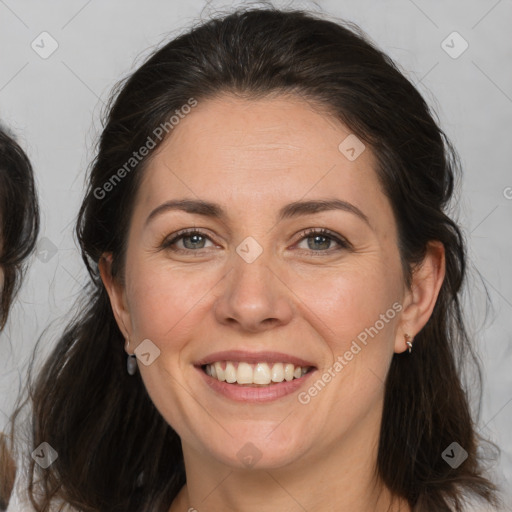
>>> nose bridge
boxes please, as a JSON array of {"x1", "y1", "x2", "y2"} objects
[{"x1": 213, "y1": 236, "x2": 293, "y2": 331}]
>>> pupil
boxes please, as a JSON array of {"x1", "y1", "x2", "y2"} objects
[
  {"x1": 309, "y1": 235, "x2": 329, "y2": 250},
  {"x1": 184, "y1": 234, "x2": 204, "y2": 249}
]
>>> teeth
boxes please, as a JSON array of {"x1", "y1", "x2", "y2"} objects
[
  {"x1": 204, "y1": 361, "x2": 312, "y2": 386},
  {"x1": 237, "y1": 362, "x2": 253, "y2": 384},
  {"x1": 225, "y1": 362, "x2": 237, "y2": 383},
  {"x1": 271, "y1": 362, "x2": 284, "y2": 383},
  {"x1": 253, "y1": 362, "x2": 271, "y2": 385},
  {"x1": 214, "y1": 362, "x2": 225, "y2": 382}
]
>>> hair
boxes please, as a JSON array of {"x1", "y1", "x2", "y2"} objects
[
  {"x1": 2, "y1": 5, "x2": 501, "y2": 512},
  {"x1": 0, "y1": 432, "x2": 16, "y2": 512},
  {"x1": 0, "y1": 126, "x2": 39, "y2": 329},
  {"x1": 0, "y1": 125, "x2": 39, "y2": 510}
]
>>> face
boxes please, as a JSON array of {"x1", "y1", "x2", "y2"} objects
[{"x1": 103, "y1": 94, "x2": 423, "y2": 473}]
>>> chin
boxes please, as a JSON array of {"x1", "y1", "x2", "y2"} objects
[{"x1": 198, "y1": 429, "x2": 310, "y2": 471}]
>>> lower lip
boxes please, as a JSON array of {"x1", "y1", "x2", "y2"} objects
[{"x1": 196, "y1": 366, "x2": 316, "y2": 403}]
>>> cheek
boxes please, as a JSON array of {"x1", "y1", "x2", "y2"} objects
[
  {"x1": 293, "y1": 265, "x2": 402, "y2": 417},
  {"x1": 125, "y1": 254, "x2": 402, "y2": 353},
  {"x1": 296, "y1": 261, "x2": 402, "y2": 346},
  {"x1": 124, "y1": 258, "x2": 216, "y2": 347}
]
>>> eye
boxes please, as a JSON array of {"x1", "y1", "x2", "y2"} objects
[
  {"x1": 161, "y1": 229, "x2": 216, "y2": 253},
  {"x1": 160, "y1": 227, "x2": 351, "y2": 255},
  {"x1": 294, "y1": 228, "x2": 351, "y2": 254}
]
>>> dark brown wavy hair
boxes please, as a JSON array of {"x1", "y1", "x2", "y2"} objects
[
  {"x1": 2, "y1": 5, "x2": 501, "y2": 512},
  {"x1": 0, "y1": 125, "x2": 39, "y2": 510},
  {"x1": 0, "y1": 126, "x2": 39, "y2": 329}
]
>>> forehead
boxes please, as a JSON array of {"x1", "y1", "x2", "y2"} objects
[{"x1": 137, "y1": 94, "x2": 389, "y2": 223}]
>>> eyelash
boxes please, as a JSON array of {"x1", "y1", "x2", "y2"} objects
[{"x1": 160, "y1": 227, "x2": 351, "y2": 256}]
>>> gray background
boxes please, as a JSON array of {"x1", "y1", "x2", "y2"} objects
[{"x1": 1, "y1": 0, "x2": 511, "y2": 505}]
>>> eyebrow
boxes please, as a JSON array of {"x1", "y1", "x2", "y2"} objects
[{"x1": 145, "y1": 198, "x2": 370, "y2": 227}]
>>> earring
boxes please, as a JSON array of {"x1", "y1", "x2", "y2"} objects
[
  {"x1": 125, "y1": 339, "x2": 137, "y2": 375},
  {"x1": 405, "y1": 333, "x2": 413, "y2": 354},
  {"x1": 127, "y1": 354, "x2": 137, "y2": 375}
]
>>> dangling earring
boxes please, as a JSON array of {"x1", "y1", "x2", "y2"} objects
[
  {"x1": 405, "y1": 333, "x2": 413, "y2": 353},
  {"x1": 125, "y1": 338, "x2": 137, "y2": 375}
]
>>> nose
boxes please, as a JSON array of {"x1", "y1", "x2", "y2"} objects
[{"x1": 213, "y1": 250, "x2": 294, "y2": 333}]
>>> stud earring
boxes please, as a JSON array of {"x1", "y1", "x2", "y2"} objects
[
  {"x1": 125, "y1": 338, "x2": 137, "y2": 375},
  {"x1": 405, "y1": 333, "x2": 413, "y2": 354}
]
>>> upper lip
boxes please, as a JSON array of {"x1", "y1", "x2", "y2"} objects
[{"x1": 195, "y1": 350, "x2": 317, "y2": 368}]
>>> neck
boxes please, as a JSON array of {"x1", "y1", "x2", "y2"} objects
[{"x1": 169, "y1": 404, "x2": 410, "y2": 512}]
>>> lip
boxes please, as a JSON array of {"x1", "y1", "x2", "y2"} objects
[
  {"x1": 196, "y1": 365, "x2": 317, "y2": 403},
  {"x1": 194, "y1": 350, "x2": 316, "y2": 368}
]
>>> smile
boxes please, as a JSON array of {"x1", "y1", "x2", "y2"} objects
[
  {"x1": 194, "y1": 350, "x2": 318, "y2": 402},
  {"x1": 203, "y1": 361, "x2": 313, "y2": 386}
]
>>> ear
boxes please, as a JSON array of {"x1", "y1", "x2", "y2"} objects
[
  {"x1": 395, "y1": 241, "x2": 446, "y2": 353},
  {"x1": 99, "y1": 253, "x2": 133, "y2": 347}
]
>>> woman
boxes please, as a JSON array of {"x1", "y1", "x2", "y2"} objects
[
  {"x1": 0, "y1": 125, "x2": 39, "y2": 510},
  {"x1": 4, "y1": 6, "x2": 503, "y2": 512},
  {"x1": 0, "y1": 126, "x2": 39, "y2": 329}
]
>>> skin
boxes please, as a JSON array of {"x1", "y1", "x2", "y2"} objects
[{"x1": 100, "y1": 94, "x2": 445, "y2": 512}]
